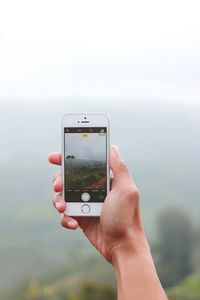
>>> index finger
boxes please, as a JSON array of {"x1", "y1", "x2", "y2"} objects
[{"x1": 48, "y1": 152, "x2": 61, "y2": 165}]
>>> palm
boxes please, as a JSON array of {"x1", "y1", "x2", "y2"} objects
[
  {"x1": 75, "y1": 206, "x2": 108, "y2": 260},
  {"x1": 74, "y1": 188, "x2": 125, "y2": 262},
  {"x1": 77, "y1": 217, "x2": 103, "y2": 253}
]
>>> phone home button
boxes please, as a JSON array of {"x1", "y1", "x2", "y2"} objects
[
  {"x1": 81, "y1": 192, "x2": 90, "y2": 202},
  {"x1": 81, "y1": 204, "x2": 90, "y2": 214}
]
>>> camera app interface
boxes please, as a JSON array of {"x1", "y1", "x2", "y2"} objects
[{"x1": 64, "y1": 127, "x2": 107, "y2": 202}]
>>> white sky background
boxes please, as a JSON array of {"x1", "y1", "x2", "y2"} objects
[
  {"x1": 65, "y1": 133, "x2": 106, "y2": 161},
  {"x1": 0, "y1": 0, "x2": 200, "y2": 105}
]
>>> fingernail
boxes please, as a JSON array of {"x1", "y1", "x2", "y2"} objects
[
  {"x1": 55, "y1": 202, "x2": 61, "y2": 209},
  {"x1": 68, "y1": 220, "x2": 77, "y2": 227}
]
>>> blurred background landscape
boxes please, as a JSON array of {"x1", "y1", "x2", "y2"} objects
[
  {"x1": 0, "y1": 0, "x2": 200, "y2": 299},
  {"x1": 0, "y1": 100, "x2": 200, "y2": 300}
]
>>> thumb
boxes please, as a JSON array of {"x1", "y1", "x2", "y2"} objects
[{"x1": 109, "y1": 145, "x2": 133, "y2": 185}]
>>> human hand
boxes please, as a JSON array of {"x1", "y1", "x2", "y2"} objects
[
  {"x1": 48, "y1": 145, "x2": 147, "y2": 263},
  {"x1": 48, "y1": 145, "x2": 168, "y2": 299}
]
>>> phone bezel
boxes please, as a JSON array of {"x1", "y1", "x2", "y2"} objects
[{"x1": 61, "y1": 113, "x2": 110, "y2": 216}]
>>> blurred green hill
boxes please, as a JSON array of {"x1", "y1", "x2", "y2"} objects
[
  {"x1": 1, "y1": 253, "x2": 116, "y2": 300},
  {"x1": 167, "y1": 274, "x2": 200, "y2": 300}
]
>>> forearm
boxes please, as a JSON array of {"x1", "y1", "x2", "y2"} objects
[{"x1": 112, "y1": 236, "x2": 168, "y2": 300}]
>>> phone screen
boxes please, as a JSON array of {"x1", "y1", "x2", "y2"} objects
[{"x1": 64, "y1": 127, "x2": 107, "y2": 203}]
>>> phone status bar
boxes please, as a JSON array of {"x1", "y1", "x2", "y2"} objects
[{"x1": 64, "y1": 127, "x2": 107, "y2": 133}]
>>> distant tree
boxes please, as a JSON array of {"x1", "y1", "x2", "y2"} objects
[
  {"x1": 156, "y1": 207, "x2": 193, "y2": 287},
  {"x1": 191, "y1": 226, "x2": 200, "y2": 273},
  {"x1": 68, "y1": 293, "x2": 79, "y2": 300},
  {"x1": 66, "y1": 155, "x2": 75, "y2": 159},
  {"x1": 28, "y1": 280, "x2": 41, "y2": 300},
  {"x1": 78, "y1": 282, "x2": 116, "y2": 300}
]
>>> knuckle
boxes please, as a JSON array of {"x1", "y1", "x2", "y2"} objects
[
  {"x1": 52, "y1": 194, "x2": 57, "y2": 206},
  {"x1": 52, "y1": 198, "x2": 56, "y2": 207},
  {"x1": 130, "y1": 185, "x2": 140, "y2": 200},
  {"x1": 52, "y1": 193, "x2": 56, "y2": 201},
  {"x1": 52, "y1": 193, "x2": 61, "y2": 206},
  {"x1": 60, "y1": 214, "x2": 65, "y2": 223},
  {"x1": 53, "y1": 172, "x2": 61, "y2": 181},
  {"x1": 130, "y1": 183, "x2": 139, "y2": 194},
  {"x1": 120, "y1": 184, "x2": 140, "y2": 200},
  {"x1": 118, "y1": 159, "x2": 128, "y2": 170},
  {"x1": 60, "y1": 218, "x2": 65, "y2": 227}
]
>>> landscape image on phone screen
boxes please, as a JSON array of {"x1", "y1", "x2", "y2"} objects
[{"x1": 64, "y1": 128, "x2": 107, "y2": 191}]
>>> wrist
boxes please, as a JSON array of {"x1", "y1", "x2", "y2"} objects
[
  {"x1": 111, "y1": 232, "x2": 151, "y2": 267},
  {"x1": 111, "y1": 232, "x2": 160, "y2": 284},
  {"x1": 111, "y1": 233, "x2": 168, "y2": 300}
]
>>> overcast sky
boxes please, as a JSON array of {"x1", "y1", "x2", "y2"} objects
[
  {"x1": 0, "y1": 0, "x2": 200, "y2": 105},
  {"x1": 65, "y1": 133, "x2": 106, "y2": 161}
]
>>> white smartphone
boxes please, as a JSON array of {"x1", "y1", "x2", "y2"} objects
[{"x1": 62, "y1": 113, "x2": 110, "y2": 216}]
